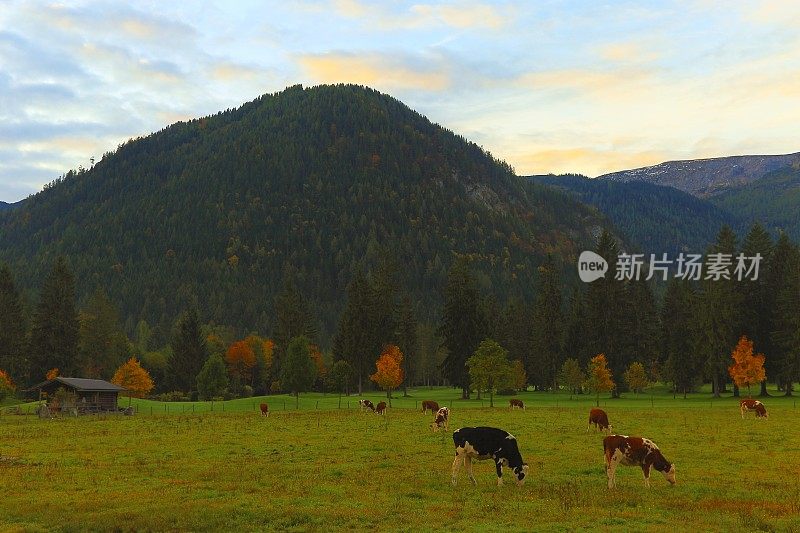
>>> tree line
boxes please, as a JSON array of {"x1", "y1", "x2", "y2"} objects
[{"x1": 0, "y1": 222, "x2": 797, "y2": 401}]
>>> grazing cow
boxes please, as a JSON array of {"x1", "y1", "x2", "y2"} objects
[
  {"x1": 375, "y1": 401, "x2": 387, "y2": 415},
  {"x1": 421, "y1": 400, "x2": 440, "y2": 414},
  {"x1": 588, "y1": 408, "x2": 611, "y2": 433},
  {"x1": 359, "y1": 399, "x2": 375, "y2": 412},
  {"x1": 603, "y1": 435, "x2": 676, "y2": 489},
  {"x1": 430, "y1": 407, "x2": 449, "y2": 432},
  {"x1": 259, "y1": 403, "x2": 269, "y2": 417},
  {"x1": 740, "y1": 399, "x2": 768, "y2": 418},
  {"x1": 451, "y1": 427, "x2": 529, "y2": 486},
  {"x1": 509, "y1": 399, "x2": 525, "y2": 410}
]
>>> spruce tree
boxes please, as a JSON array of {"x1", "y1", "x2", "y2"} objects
[
  {"x1": 530, "y1": 255, "x2": 563, "y2": 390},
  {"x1": 274, "y1": 273, "x2": 317, "y2": 375},
  {"x1": 78, "y1": 288, "x2": 131, "y2": 379},
  {"x1": 29, "y1": 257, "x2": 80, "y2": 378},
  {"x1": 0, "y1": 264, "x2": 27, "y2": 384},
  {"x1": 168, "y1": 308, "x2": 207, "y2": 393},
  {"x1": 439, "y1": 259, "x2": 486, "y2": 399},
  {"x1": 696, "y1": 226, "x2": 742, "y2": 397},
  {"x1": 662, "y1": 278, "x2": 700, "y2": 398},
  {"x1": 771, "y1": 234, "x2": 800, "y2": 395},
  {"x1": 739, "y1": 223, "x2": 773, "y2": 396},
  {"x1": 395, "y1": 294, "x2": 418, "y2": 395}
]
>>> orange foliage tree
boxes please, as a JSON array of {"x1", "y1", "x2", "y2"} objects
[
  {"x1": 111, "y1": 357, "x2": 155, "y2": 399},
  {"x1": 0, "y1": 369, "x2": 15, "y2": 402},
  {"x1": 310, "y1": 344, "x2": 327, "y2": 390},
  {"x1": 728, "y1": 335, "x2": 766, "y2": 398},
  {"x1": 46, "y1": 368, "x2": 59, "y2": 380},
  {"x1": 225, "y1": 340, "x2": 257, "y2": 386},
  {"x1": 370, "y1": 345, "x2": 404, "y2": 405},
  {"x1": 585, "y1": 354, "x2": 615, "y2": 406}
]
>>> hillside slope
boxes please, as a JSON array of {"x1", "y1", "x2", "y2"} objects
[
  {"x1": 598, "y1": 153, "x2": 800, "y2": 197},
  {"x1": 530, "y1": 174, "x2": 737, "y2": 255},
  {"x1": 0, "y1": 84, "x2": 605, "y2": 341}
]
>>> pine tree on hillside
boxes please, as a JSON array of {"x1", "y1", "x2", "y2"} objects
[
  {"x1": 585, "y1": 230, "x2": 627, "y2": 397},
  {"x1": 29, "y1": 257, "x2": 80, "y2": 379},
  {"x1": 274, "y1": 274, "x2": 317, "y2": 375},
  {"x1": 332, "y1": 271, "x2": 377, "y2": 394},
  {"x1": 530, "y1": 255, "x2": 563, "y2": 390},
  {"x1": 440, "y1": 259, "x2": 486, "y2": 399},
  {"x1": 563, "y1": 287, "x2": 589, "y2": 367},
  {"x1": 79, "y1": 288, "x2": 131, "y2": 379},
  {"x1": 770, "y1": 234, "x2": 800, "y2": 395},
  {"x1": 739, "y1": 223, "x2": 773, "y2": 396},
  {"x1": 696, "y1": 226, "x2": 742, "y2": 397},
  {"x1": 168, "y1": 308, "x2": 207, "y2": 393},
  {"x1": 0, "y1": 263, "x2": 28, "y2": 385},
  {"x1": 662, "y1": 277, "x2": 701, "y2": 398},
  {"x1": 395, "y1": 294, "x2": 418, "y2": 395}
]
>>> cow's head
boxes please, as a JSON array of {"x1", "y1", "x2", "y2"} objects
[
  {"x1": 663, "y1": 463, "x2": 676, "y2": 485},
  {"x1": 513, "y1": 464, "x2": 529, "y2": 486}
]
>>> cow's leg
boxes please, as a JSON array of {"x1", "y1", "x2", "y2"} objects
[
  {"x1": 452, "y1": 452, "x2": 462, "y2": 485},
  {"x1": 465, "y1": 456, "x2": 476, "y2": 485},
  {"x1": 587, "y1": 422, "x2": 591, "y2": 432},
  {"x1": 642, "y1": 463, "x2": 651, "y2": 488},
  {"x1": 495, "y1": 460, "x2": 504, "y2": 486},
  {"x1": 605, "y1": 452, "x2": 619, "y2": 489}
]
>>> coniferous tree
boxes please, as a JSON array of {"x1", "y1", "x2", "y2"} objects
[
  {"x1": 168, "y1": 308, "x2": 207, "y2": 393},
  {"x1": 78, "y1": 288, "x2": 131, "y2": 379},
  {"x1": 274, "y1": 273, "x2": 317, "y2": 375},
  {"x1": 696, "y1": 226, "x2": 742, "y2": 397},
  {"x1": 440, "y1": 259, "x2": 486, "y2": 399},
  {"x1": 627, "y1": 278, "x2": 660, "y2": 384},
  {"x1": 332, "y1": 271, "x2": 375, "y2": 394},
  {"x1": 395, "y1": 294, "x2": 418, "y2": 395},
  {"x1": 530, "y1": 255, "x2": 563, "y2": 390},
  {"x1": 771, "y1": 234, "x2": 800, "y2": 395},
  {"x1": 662, "y1": 277, "x2": 701, "y2": 398},
  {"x1": 0, "y1": 263, "x2": 28, "y2": 384},
  {"x1": 585, "y1": 231, "x2": 627, "y2": 397},
  {"x1": 739, "y1": 223, "x2": 773, "y2": 396},
  {"x1": 29, "y1": 257, "x2": 80, "y2": 378},
  {"x1": 563, "y1": 287, "x2": 589, "y2": 367}
]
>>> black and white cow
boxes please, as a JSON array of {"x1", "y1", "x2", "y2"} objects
[
  {"x1": 451, "y1": 427, "x2": 529, "y2": 486},
  {"x1": 358, "y1": 399, "x2": 375, "y2": 412}
]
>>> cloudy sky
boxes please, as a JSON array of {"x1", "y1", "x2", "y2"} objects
[{"x1": 2, "y1": 1, "x2": 799, "y2": 202}]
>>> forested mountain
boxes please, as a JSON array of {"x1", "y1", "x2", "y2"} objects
[
  {"x1": 0, "y1": 200, "x2": 22, "y2": 211},
  {"x1": 529, "y1": 174, "x2": 737, "y2": 255},
  {"x1": 710, "y1": 166, "x2": 800, "y2": 241},
  {"x1": 0, "y1": 84, "x2": 605, "y2": 346},
  {"x1": 598, "y1": 152, "x2": 800, "y2": 197}
]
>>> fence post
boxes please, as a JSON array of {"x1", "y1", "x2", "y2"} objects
[
  {"x1": 283, "y1": 400, "x2": 286, "y2": 410},
  {"x1": 316, "y1": 401, "x2": 319, "y2": 409}
]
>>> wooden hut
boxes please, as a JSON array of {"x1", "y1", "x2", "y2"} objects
[{"x1": 27, "y1": 377, "x2": 126, "y2": 412}]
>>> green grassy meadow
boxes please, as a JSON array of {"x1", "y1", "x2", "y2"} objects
[{"x1": 1, "y1": 388, "x2": 800, "y2": 531}]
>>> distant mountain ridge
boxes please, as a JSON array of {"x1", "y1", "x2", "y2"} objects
[{"x1": 598, "y1": 152, "x2": 800, "y2": 198}]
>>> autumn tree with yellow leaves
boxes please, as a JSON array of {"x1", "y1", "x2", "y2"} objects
[
  {"x1": 585, "y1": 354, "x2": 615, "y2": 407},
  {"x1": 728, "y1": 336, "x2": 766, "y2": 398},
  {"x1": 111, "y1": 357, "x2": 155, "y2": 399},
  {"x1": 370, "y1": 344, "x2": 404, "y2": 405}
]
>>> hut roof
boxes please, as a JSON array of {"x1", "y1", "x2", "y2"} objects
[{"x1": 26, "y1": 377, "x2": 126, "y2": 392}]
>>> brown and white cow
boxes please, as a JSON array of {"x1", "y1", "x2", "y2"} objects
[
  {"x1": 421, "y1": 400, "x2": 440, "y2": 414},
  {"x1": 259, "y1": 403, "x2": 269, "y2": 417},
  {"x1": 431, "y1": 407, "x2": 449, "y2": 432},
  {"x1": 740, "y1": 399, "x2": 768, "y2": 418},
  {"x1": 509, "y1": 399, "x2": 525, "y2": 410},
  {"x1": 603, "y1": 435, "x2": 676, "y2": 489},
  {"x1": 359, "y1": 399, "x2": 375, "y2": 412},
  {"x1": 588, "y1": 408, "x2": 611, "y2": 433},
  {"x1": 375, "y1": 401, "x2": 387, "y2": 415}
]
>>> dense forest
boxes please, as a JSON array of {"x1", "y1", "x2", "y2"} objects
[
  {"x1": 530, "y1": 174, "x2": 737, "y2": 255},
  {"x1": 0, "y1": 84, "x2": 603, "y2": 346}
]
